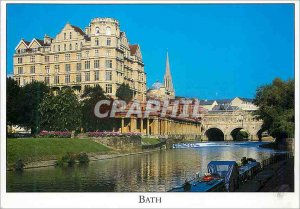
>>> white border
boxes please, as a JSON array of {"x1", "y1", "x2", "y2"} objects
[{"x1": 1, "y1": 1, "x2": 299, "y2": 208}]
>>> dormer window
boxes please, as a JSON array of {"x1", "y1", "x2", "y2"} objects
[
  {"x1": 70, "y1": 32, "x2": 72, "y2": 39},
  {"x1": 64, "y1": 33, "x2": 66, "y2": 40},
  {"x1": 95, "y1": 27, "x2": 100, "y2": 35},
  {"x1": 106, "y1": 27, "x2": 111, "y2": 35}
]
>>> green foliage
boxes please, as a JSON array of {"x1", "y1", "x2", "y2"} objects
[
  {"x1": 39, "y1": 87, "x2": 81, "y2": 131},
  {"x1": 55, "y1": 153, "x2": 76, "y2": 167},
  {"x1": 116, "y1": 83, "x2": 133, "y2": 103},
  {"x1": 141, "y1": 138, "x2": 160, "y2": 145},
  {"x1": 81, "y1": 85, "x2": 114, "y2": 131},
  {"x1": 14, "y1": 159, "x2": 25, "y2": 171},
  {"x1": 17, "y1": 81, "x2": 50, "y2": 134},
  {"x1": 76, "y1": 152, "x2": 90, "y2": 164},
  {"x1": 7, "y1": 138, "x2": 111, "y2": 164},
  {"x1": 253, "y1": 78, "x2": 294, "y2": 140},
  {"x1": 236, "y1": 130, "x2": 249, "y2": 140},
  {"x1": 7, "y1": 78, "x2": 21, "y2": 125}
]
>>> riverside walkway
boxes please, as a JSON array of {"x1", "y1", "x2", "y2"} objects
[{"x1": 236, "y1": 157, "x2": 294, "y2": 192}]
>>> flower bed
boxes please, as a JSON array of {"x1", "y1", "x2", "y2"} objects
[
  {"x1": 87, "y1": 131, "x2": 141, "y2": 138},
  {"x1": 38, "y1": 130, "x2": 71, "y2": 138}
]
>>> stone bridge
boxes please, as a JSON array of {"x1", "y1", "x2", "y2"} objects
[{"x1": 201, "y1": 110, "x2": 263, "y2": 141}]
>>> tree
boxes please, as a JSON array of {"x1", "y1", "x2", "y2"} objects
[
  {"x1": 17, "y1": 81, "x2": 50, "y2": 134},
  {"x1": 7, "y1": 77, "x2": 21, "y2": 126},
  {"x1": 253, "y1": 78, "x2": 294, "y2": 140},
  {"x1": 116, "y1": 83, "x2": 133, "y2": 103},
  {"x1": 81, "y1": 85, "x2": 114, "y2": 131},
  {"x1": 39, "y1": 87, "x2": 81, "y2": 131}
]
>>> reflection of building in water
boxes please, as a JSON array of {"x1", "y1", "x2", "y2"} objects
[{"x1": 147, "y1": 52, "x2": 175, "y2": 100}]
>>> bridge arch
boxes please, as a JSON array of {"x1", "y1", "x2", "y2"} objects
[
  {"x1": 230, "y1": 128, "x2": 249, "y2": 141},
  {"x1": 205, "y1": 128, "x2": 224, "y2": 141}
]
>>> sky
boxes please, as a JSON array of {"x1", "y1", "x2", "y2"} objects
[{"x1": 6, "y1": 4, "x2": 295, "y2": 99}]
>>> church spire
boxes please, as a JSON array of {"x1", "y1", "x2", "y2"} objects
[{"x1": 164, "y1": 51, "x2": 175, "y2": 98}]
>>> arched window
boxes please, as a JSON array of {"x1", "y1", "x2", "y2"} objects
[
  {"x1": 69, "y1": 43, "x2": 72, "y2": 50},
  {"x1": 75, "y1": 43, "x2": 78, "y2": 50},
  {"x1": 106, "y1": 27, "x2": 111, "y2": 35},
  {"x1": 95, "y1": 27, "x2": 100, "y2": 35}
]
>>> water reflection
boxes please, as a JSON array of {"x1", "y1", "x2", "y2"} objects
[{"x1": 7, "y1": 142, "x2": 284, "y2": 192}]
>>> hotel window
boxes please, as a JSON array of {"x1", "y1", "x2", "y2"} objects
[
  {"x1": 105, "y1": 60, "x2": 112, "y2": 68},
  {"x1": 58, "y1": 45, "x2": 60, "y2": 51},
  {"x1": 17, "y1": 67, "x2": 23, "y2": 74},
  {"x1": 94, "y1": 60, "x2": 100, "y2": 68},
  {"x1": 85, "y1": 72, "x2": 90, "y2": 81},
  {"x1": 76, "y1": 53, "x2": 81, "y2": 60},
  {"x1": 107, "y1": 38, "x2": 111, "y2": 46},
  {"x1": 30, "y1": 66, "x2": 35, "y2": 74},
  {"x1": 75, "y1": 43, "x2": 78, "y2": 50},
  {"x1": 95, "y1": 38, "x2": 99, "y2": 46},
  {"x1": 54, "y1": 75, "x2": 60, "y2": 84},
  {"x1": 95, "y1": 49, "x2": 99, "y2": 56},
  {"x1": 64, "y1": 44, "x2": 66, "y2": 51},
  {"x1": 65, "y1": 74, "x2": 70, "y2": 83},
  {"x1": 106, "y1": 27, "x2": 111, "y2": 35},
  {"x1": 69, "y1": 32, "x2": 72, "y2": 39},
  {"x1": 105, "y1": 71, "x2": 112, "y2": 81},
  {"x1": 76, "y1": 63, "x2": 81, "y2": 71},
  {"x1": 31, "y1": 76, "x2": 35, "y2": 83},
  {"x1": 81, "y1": 42, "x2": 83, "y2": 48},
  {"x1": 45, "y1": 65, "x2": 50, "y2": 74},
  {"x1": 94, "y1": 70, "x2": 99, "y2": 81},
  {"x1": 105, "y1": 84, "x2": 112, "y2": 93},
  {"x1": 106, "y1": 50, "x2": 111, "y2": 57},
  {"x1": 55, "y1": 65, "x2": 60, "y2": 73},
  {"x1": 65, "y1": 54, "x2": 70, "y2": 61},
  {"x1": 54, "y1": 55, "x2": 59, "y2": 61},
  {"x1": 85, "y1": 51, "x2": 89, "y2": 58},
  {"x1": 23, "y1": 78, "x2": 26, "y2": 85},
  {"x1": 69, "y1": 44, "x2": 72, "y2": 50},
  {"x1": 85, "y1": 61, "x2": 90, "y2": 69},
  {"x1": 65, "y1": 64, "x2": 71, "y2": 72},
  {"x1": 44, "y1": 76, "x2": 50, "y2": 85},
  {"x1": 30, "y1": 56, "x2": 35, "y2": 62},
  {"x1": 95, "y1": 27, "x2": 100, "y2": 35},
  {"x1": 17, "y1": 57, "x2": 22, "y2": 64},
  {"x1": 64, "y1": 33, "x2": 66, "y2": 40},
  {"x1": 76, "y1": 74, "x2": 81, "y2": 82},
  {"x1": 44, "y1": 56, "x2": 49, "y2": 62},
  {"x1": 16, "y1": 77, "x2": 20, "y2": 85},
  {"x1": 53, "y1": 45, "x2": 56, "y2": 52}
]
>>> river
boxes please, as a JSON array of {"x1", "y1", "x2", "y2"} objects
[{"x1": 7, "y1": 141, "x2": 286, "y2": 192}]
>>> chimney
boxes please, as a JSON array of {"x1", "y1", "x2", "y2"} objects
[{"x1": 44, "y1": 34, "x2": 51, "y2": 45}]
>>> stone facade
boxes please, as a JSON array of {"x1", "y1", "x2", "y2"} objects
[{"x1": 13, "y1": 17, "x2": 147, "y2": 101}]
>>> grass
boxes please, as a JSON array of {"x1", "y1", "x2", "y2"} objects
[
  {"x1": 7, "y1": 138, "x2": 112, "y2": 164},
  {"x1": 141, "y1": 138, "x2": 161, "y2": 145}
]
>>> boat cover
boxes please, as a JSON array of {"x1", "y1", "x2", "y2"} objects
[{"x1": 207, "y1": 161, "x2": 239, "y2": 191}]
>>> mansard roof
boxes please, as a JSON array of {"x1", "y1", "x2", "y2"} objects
[{"x1": 28, "y1": 38, "x2": 50, "y2": 48}]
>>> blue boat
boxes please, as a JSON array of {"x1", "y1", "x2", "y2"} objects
[{"x1": 168, "y1": 160, "x2": 261, "y2": 192}]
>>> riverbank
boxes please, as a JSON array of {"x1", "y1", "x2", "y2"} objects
[{"x1": 6, "y1": 137, "x2": 164, "y2": 170}]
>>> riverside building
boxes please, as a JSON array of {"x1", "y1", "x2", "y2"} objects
[{"x1": 13, "y1": 17, "x2": 147, "y2": 101}]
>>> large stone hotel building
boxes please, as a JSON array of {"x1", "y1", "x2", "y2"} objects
[{"x1": 13, "y1": 17, "x2": 147, "y2": 101}]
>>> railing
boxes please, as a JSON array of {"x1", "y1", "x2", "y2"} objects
[{"x1": 261, "y1": 152, "x2": 294, "y2": 170}]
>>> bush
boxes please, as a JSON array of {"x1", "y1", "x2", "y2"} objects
[
  {"x1": 77, "y1": 153, "x2": 89, "y2": 164},
  {"x1": 55, "y1": 153, "x2": 76, "y2": 167},
  {"x1": 38, "y1": 130, "x2": 71, "y2": 138},
  {"x1": 87, "y1": 131, "x2": 141, "y2": 137},
  {"x1": 14, "y1": 159, "x2": 25, "y2": 171}
]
